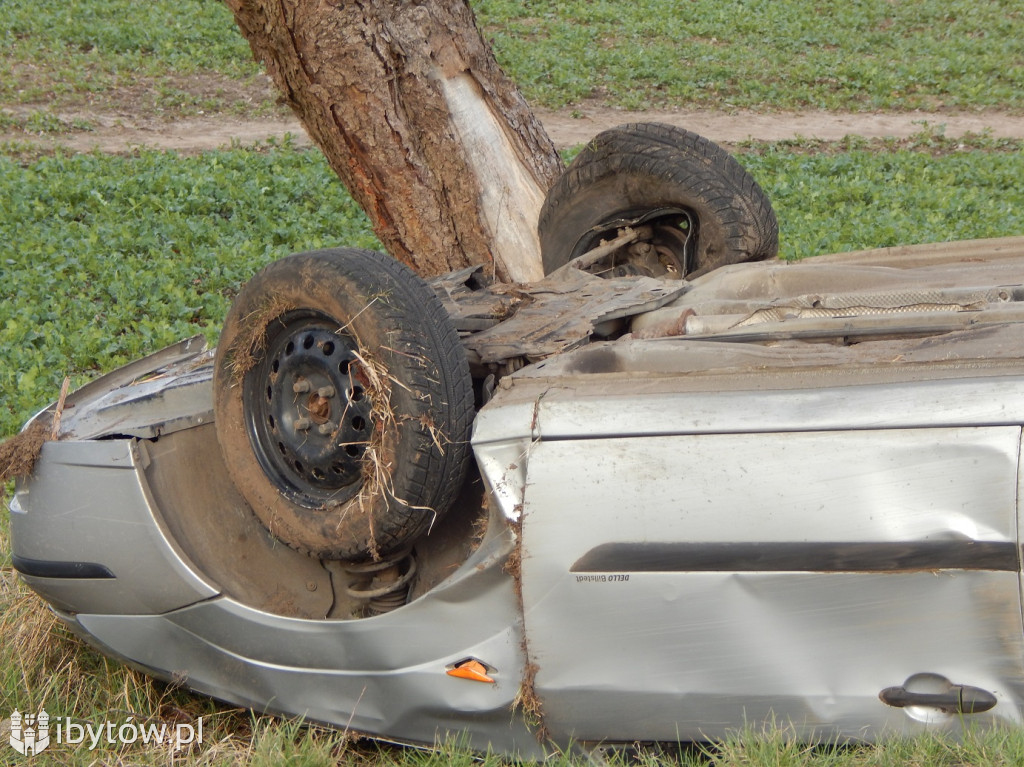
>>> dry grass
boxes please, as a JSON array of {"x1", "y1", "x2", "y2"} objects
[
  {"x1": 0, "y1": 419, "x2": 50, "y2": 491},
  {"x1": 344, "y1": 347, "x2": 400, "y2": 561},
  {"x1": 0, "y1": 379, "x2": 70, "y2": 506},
  {"x1": 224, "y1": 294, "x2": 296, "y2": 384},
  {"x1": 0, "y1": 566, "x2": 361, "y2": 765},
  {"x1": 502, "y1": 523, "x2": 547, "y2": 740},
  {"x1": 338, "y1": 343, "x2": 453, "y2": 558},
  {"x1": 341, "y1": 346, "x2": 439, "y2": 558}
]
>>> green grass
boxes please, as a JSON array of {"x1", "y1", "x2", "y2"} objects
[
  {"x1": 0, "y1": 140, "x2": 378, "y2": 437},
  {"x1": 695, "y1": 725, "x2": 1024, "y2": 766},
  {"x1": 0, "y1": 0, "x2": 261, "y2": 112},
  {"x1": 743, "y1": 132, "x2": 1024, "y2": 259},
  {"x1": 3, "y1": 0, "x2": 1024, "y2": 115},
  {"x1": 477, "y1": 0, "x2": 1024, "y2": 110}
]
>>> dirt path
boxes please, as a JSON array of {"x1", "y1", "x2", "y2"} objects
[
  {"x1": 540, "y1": 106, "x2": 1024, "y2": 146},
  {"x1": 4, "y1": 103, "x2": 1024, "y2": 154}
]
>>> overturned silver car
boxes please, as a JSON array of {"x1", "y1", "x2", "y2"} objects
[{"x1": 10, "y1": 124, "x2": 1024, "y2": 758}]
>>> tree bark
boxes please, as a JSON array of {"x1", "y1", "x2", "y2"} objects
[{"x1": 225, "y1": 0, "x2": 564, "y2": 282}]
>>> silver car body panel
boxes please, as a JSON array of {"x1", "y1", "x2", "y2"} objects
[
  {"x1": 9, "y1": 439, "x2": 219, "y2": 615},
  {"x1": 63, "y1": 530, "x2": 541, "y2": 756},
  {"x1": 515, "y1": 427, "x2": 1024, "y2": 740},
  {"x1": 11, "y1": 237, "x2": 1024, "y2": 753},
  {"x1": 14, "y1": 426, "x2": 545, "y2": 755}
]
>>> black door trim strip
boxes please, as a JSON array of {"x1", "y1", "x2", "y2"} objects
[
  {"x1": 12, "y1": 555, "x2": 116, "y2": 579},
  {"x1": 571, "y1": 541, "x2": 1021, "y2": 574}
]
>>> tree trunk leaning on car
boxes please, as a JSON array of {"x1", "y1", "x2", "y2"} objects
[
  {"x1": 225, "y1": 0, "x2": 564, "y2": 283},
  {"x1": 212, "y1": 1, "x2": 779, "y2": 564}
]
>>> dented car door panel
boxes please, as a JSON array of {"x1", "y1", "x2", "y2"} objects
[{"x1": 511, "y1": 394, "x2": 1024, "y2": 741}]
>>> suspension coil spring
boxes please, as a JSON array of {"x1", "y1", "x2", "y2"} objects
[{"x1": 343, "y1": 548, "x2": 417, "y2": 616}]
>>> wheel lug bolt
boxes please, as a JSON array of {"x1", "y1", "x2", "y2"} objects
[
  {"x1": 317, "y1": 421, "x2": 336, "y2": 435},
  {"x1": 293, "y1": 380, "x2": 311, "y2": 394},
  {"x1": 317, "y1": 386, "x2": 336, "y2": 398},
  {"x1": 294, "y1": 417, "x2": 311, "y2": 431}
]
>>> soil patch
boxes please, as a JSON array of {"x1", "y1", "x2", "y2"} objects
[
  {"x1": 537, "y1": 103, "x2": 1024, "y2": 146},
  {"x1": 3, "y1": 97, "x2": 1024, "y2": 155}
]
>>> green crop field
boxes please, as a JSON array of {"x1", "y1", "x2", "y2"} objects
[
  {"x1": 3, "y1": 0, "x2": 1023, "y2": 120},
  {"x1": 3, "y1": 1, "x2": 1024, "y2": 764}
]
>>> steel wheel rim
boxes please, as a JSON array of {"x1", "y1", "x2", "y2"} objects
[{"x1": 243, "y1": 310, "x2": 374, "y2": 506}]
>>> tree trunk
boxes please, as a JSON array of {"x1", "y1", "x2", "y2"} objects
[{"x1": 225, "y1": 0, "x2": 564, "y2": 283}]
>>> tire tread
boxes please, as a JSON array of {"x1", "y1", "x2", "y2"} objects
[{"x1": 539, "y1": 123, "x2": 778, "y2": 275}]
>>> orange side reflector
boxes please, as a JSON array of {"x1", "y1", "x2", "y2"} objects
[{"x1": 446, "y1": 659, "x2": 495, "y2": 683}]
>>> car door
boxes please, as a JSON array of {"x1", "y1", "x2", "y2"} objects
[{"x1": 519, "y1": 422, "x2": 1024, "y2": 743}]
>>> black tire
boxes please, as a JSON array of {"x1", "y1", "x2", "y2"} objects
[
  {"x1": 213, "y1": 248, "x2": 474, "y2": 562},
  {"x1": 539, "y1": 122, "x2": 778, "y2": 278}
]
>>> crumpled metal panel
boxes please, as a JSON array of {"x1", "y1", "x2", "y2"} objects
[
  {"x1": 497, "y1": 348, "x2": 1024, "y2": 443},
  {"x1": 517, "y1": 323, "x2": 1024, "y2": 384},
  {"x1": 435, "y1": 267, "x2": 685, "y2": 364},
  {"x1": 64, "y1": 525, "x2": 544, "y2": 757},
  {"x1": 471, "y1": 387, "x2": 539, "y2": 521},
  {"x1": 55, "y1": 335, "x2": 214, "y2": 441},
  {"x1": 632, "y1": 248, "x2": 1024, "y2": 339},
  {"x1": 11, "y1": 410, "x2": 543, "y2": 753},
  {"x1": 9, "y1": 439, "x2": 219, "y2": 615},
  {"x1": 518, "y1": 426, "x2": 1024, "y2": 742}
]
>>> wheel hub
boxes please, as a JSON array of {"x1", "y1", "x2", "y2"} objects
[
  {"x1": 243, "y1": 311, "x2": 375, "y2": 505},
  {"x1": 575, "y1": 208, "x2": 694, "y2": 279}
]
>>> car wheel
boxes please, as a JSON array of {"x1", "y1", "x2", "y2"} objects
[
  {"x1": 213, "y1": 248, "x2": 474, "y2": 561},
  {"x1": 538, "y1": 122, "x2": 778, "y2": 279}
]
